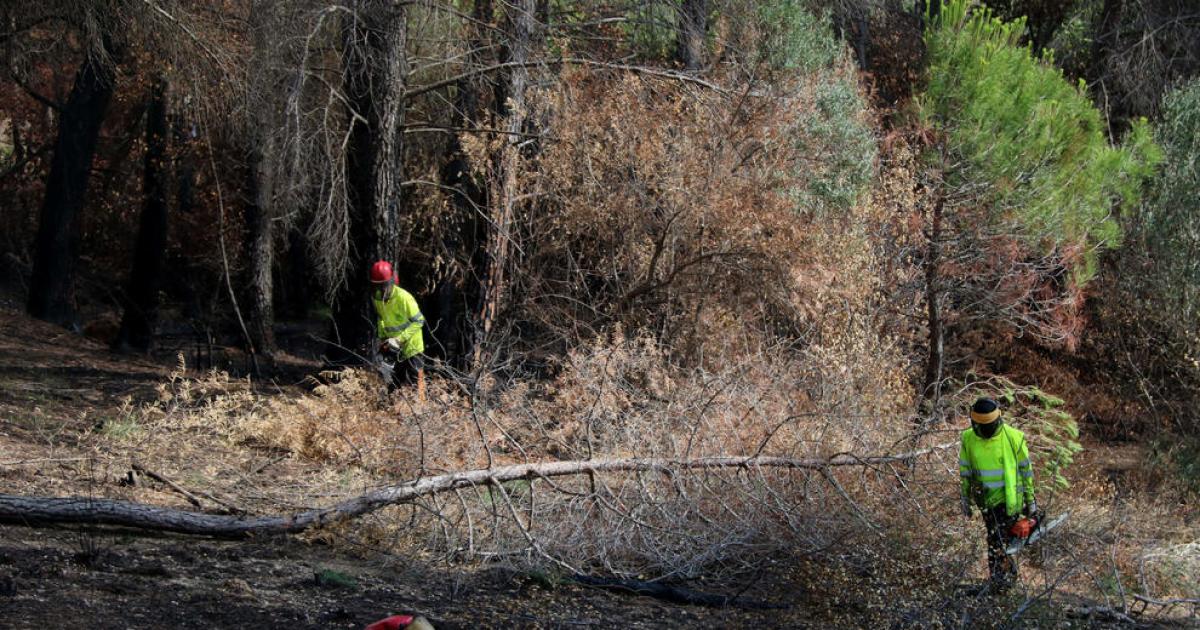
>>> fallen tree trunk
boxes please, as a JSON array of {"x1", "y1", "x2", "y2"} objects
[{"x1": 0, "y1": 446, "x2": 947, "y2": 537}]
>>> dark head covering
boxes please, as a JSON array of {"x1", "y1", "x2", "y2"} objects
[{"x1": 970, "y1": 397, "x2": 1002, "y2": 438}]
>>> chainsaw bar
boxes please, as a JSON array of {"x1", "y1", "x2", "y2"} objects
[
  {"x1": 1006, "y1": 511, "x2": 1069, "y2": 555},
  {"x1": 377, "y1": 358, "x2": 395, "y2": 386}
]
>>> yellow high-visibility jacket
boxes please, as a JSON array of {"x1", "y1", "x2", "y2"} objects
[
  {"x1": 959, "y1": 423, "x2": 1036, "y2": 517},
  {"x1": 373, "y1": 286, "x2": 425, "y2": 359}
]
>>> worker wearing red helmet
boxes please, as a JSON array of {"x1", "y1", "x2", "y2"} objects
[{"x1": 370, "y1": 260, "x2": 425, "y2": 397}]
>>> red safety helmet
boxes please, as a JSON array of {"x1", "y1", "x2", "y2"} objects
[{"x1": 369, "y1": 260, "x2": 395, "y2": 284}]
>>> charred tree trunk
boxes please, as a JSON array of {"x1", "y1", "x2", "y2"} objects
[
  {"x1": 370, "y1": 4, "x2": 408, "y2": 268},
  {"x1": 280, "y1": 227, "x2": 313, "y2": 320},
  {"x1": 475, "y1": 0, "x2": 536, "y2": 368},
  {"x1": 915, "y1": 0, "x2": 940, "y2": 30},
  {"x1": 243, "y1": 138, "x2": 277, "y2": 362},
  {"x1": 329, "y1": 6, "x2": 377, "y2": 363},
  {"x1": 240, "y1": 1, "x2": 283, "y2": 365},
  {"x1": 113, "y1": 77, "x2": 170, "y2": 353},
  {"x1": 26, "y1": 45, "x2": 116, "y2": 329},
  {"x1": 1089, "y1": 0, "x2": 1125, "y2": 129},
  {"x1": 434, "y1": 0, "x2": 493, "y2": 366},
  {"x1": 921, "y1": 188, "x2": 945, "y2": 406},
  {"x1": 169, "y1": 119, "x2": 200, "y2": 322},
  {"x1": 329, "y1": 1, "x2": 408, "y2": 364},
  {"x1": 852, "y1": 11, "x2": 870, "y2": 71},
  {"x1": 676, "y1": 0, "x2": 707, "y2": 72}
]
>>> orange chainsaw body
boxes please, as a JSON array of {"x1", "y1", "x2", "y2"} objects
[{"x1": 1009, "y1": 517, "x2": 1037, "y2": 539}]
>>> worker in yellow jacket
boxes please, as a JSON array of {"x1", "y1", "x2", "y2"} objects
[
  {"x1": 959, "y1": 397, "x2": 1039, "y2": 589},
  {"x1": 369, "y1": 260, "x2": 425, "y2": 399}
]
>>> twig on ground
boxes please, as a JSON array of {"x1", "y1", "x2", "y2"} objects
[{"x1": 131, "y1": 463, "x2": 245, "y2": 515}]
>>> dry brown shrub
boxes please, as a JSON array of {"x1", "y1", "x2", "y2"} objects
[{"x1": 490, "y1": 66, "x2": 882, "y2": 367}]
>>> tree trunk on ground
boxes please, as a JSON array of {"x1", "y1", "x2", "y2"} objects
[
  {"x1": 475, "y1": 0, "x2": 536, "y2": 368},
  {"x1": 329, "y1": 1, "x2": 408, "y2": 363},
  {"x1": 27, "y1": 44, "x2": 116, "y2": 329},
  {"x1": 113, "y1": 77, "x2": 170, "y2": 354},
  {"x1": 0, "y1": 447, "x2": 947, "y2": 537},
  {"x1": 677, "y1": 0, "x2": 707, "y2": 72}
]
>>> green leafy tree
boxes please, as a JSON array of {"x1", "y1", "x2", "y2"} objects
[
  {"x1": 915, "y1": 0, "x2": 1160, "y2": 401},
  {"x1": 1140, "y1": 79, "x2": 1200, "y2": 333}
]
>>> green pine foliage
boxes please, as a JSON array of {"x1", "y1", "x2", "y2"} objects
[
  {"x1": 921, "y1": 0, "x2": 1160, "y2": 284},
  {"x1": 988, "y1": 377, "x2": 1083, "y2": 497}
]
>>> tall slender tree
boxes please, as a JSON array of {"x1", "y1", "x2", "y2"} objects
[
  {"x1": 243, "y1": 136, "x2": 278, "y2": 361},
  {"x1": 474, "y1": 0, "x2": 537, "y2": 368},
  {"x1": 433, "y1": 0, "x2": 494, "y2": 366},
  {"x1": 329, "y1": 0, "x2": 409, "y2": 362},
  {"x1": 113, "y1": 76, "x2": 170, "y2": 353},
  {"x1": 26, "y1": 35, "x2": 118, "y2": 328},
  {"x1": 240, "y1": 0, "x2": 290, "y2": 363},
  {"x1": 677, "y1": 0, "x2": 707, "y2": 71}
]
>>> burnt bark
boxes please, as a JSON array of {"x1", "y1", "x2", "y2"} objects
[
  {"x1": 475, "y1": 0, "x2": 536, "y2": 367},
  {"x1": 240, "y1": 1, "x2": 284, "y2": 363},
  {"x1": 915, "y1": 0, "x2": 941, "y2": 30},
  {"x1": 243, "y1": 138, "x2": 277, "y2": 360},
  {"x1": 26, "y1": 44, "x2": 116, "y2": 329},
  {"x1": 329, "y1": 1, "x2": 408, "y2": 363},
  {"x1": 113, "y1": 77, "x2": 170, "y2": 353},
  {"x1": 433, "y1": 0, "x2": 493, "y2": 366},
  {"x1": 369, "y1": 7, "x2": 407, "y2": 268},
  {"x1": 677, "y1": 0, "x2": 707, "y2": 72},
  {"x1": 1088, "y1": 0, "x2": 1124, "y2": 120},
  {"x1": 921, "y1": 186, "x2": 945, "y2": 405}
]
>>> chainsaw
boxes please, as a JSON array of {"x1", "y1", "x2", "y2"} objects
[{"x1": 1005, "y1": 511, "x2": 1069, "y2": 555}]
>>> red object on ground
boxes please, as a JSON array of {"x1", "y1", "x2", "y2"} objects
[
  {"x1": 1009, "y1": 517, "x2": 1037, "y2": 539},
  {"x1": 365, "y1": 614, "x2": 415, "y2": 630}
]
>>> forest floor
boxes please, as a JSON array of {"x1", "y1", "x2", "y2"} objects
[{"x1": 0, "y1": 305, "x2": 1196, "y2": 628}]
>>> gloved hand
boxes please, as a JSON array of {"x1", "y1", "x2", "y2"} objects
[
  {"x1": 380, "y1": 337, "x2": 402, "y2": 353},
  {"x1": 960, "y1": 496, "x2": 973, "y2": 518}
]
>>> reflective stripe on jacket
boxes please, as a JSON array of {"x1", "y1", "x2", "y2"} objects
[
  {"x1": 958, "y1": 423, "x2": 1035, "y2": 517},
  {"x1": 373, "y1": 286, "x2": 425, "y2": 359}
]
